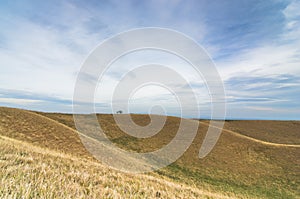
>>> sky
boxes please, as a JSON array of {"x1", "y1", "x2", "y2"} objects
[{"x1": 0, "y1": 0, "x2": 299, "y2": 120}]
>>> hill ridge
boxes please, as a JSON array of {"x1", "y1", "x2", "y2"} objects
[
  {"x1": 1, "y1": 106, "x2": 299, "y2": 198},
  {"x1": 27, "y1": 108, "x2": 299, "y2": 148}
]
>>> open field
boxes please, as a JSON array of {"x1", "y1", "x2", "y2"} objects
[
  {"x1": 1, "y1": 106, "x2": 299, "y2": 198},
  {"x1": 1, "y1": 134, "x2": 236, "y2": 198},
  {"x1": 223, "y1": 120, "x2": 300, "y2": 145}
]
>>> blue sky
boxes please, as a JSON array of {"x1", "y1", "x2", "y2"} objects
[{"x1": 0, "y1": 0, "x2": 299, "y2": 120}]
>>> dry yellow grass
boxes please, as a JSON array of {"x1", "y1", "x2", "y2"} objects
[
  {"x1": 199, "y1": 121, "x2": 300, "y2": 147},
  {"x1": 36, "y1": 110, "x2": 300, "y2": 198},
  {"x1": 0, "y1": 107, "x2": 92, "y2": 159},
  {"x1": 222, "y1": 120, "x2": 300, "y2": 145},
  {"x1": 0, "y1": 134, "x2": 242, "y2": 199},
  {"x1": 1, "y1": 106, "x2": 299, "y2": 198}
]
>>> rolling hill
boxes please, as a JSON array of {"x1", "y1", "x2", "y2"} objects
[{"x1": 1, "y1": 106, "x2": 299, "y2": 198}]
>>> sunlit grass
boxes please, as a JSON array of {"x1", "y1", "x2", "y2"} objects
[
  {"x1": 0, "y1": 107, "x2": 299, "y2": 198},
  {"x1": 0, "y1": 135, "x2": 239, "y2": 199}
]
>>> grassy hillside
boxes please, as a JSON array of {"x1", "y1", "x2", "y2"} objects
[
  {"x1": 0, "y1": 107, "x2": 241, "y2": 198},
  {"x1": 223, "y1": 120, "x2": 300, "y2": 144},
  {"x1": 1, "y1": 107, "x2": 299, "y2": 198},
  {"x1": 1, "y1": 134, "x2": 237, "y2": 198}
]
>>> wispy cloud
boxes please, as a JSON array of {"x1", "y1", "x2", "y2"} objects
[
  {"x1": 0, "y1": 98, "x2": 42, "y2": 105},
  {"x1": 0, "y1": 0, "x2": 299, "y2": 119}
]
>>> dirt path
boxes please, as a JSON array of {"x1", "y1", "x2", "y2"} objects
[
  {"x1": 29, "y1": 109, "x2": 300, "y2": 148},
  {"x1": 199, "y1": 121, "x2": 300, "y2": 148},
  {"x1": 0, "y1": 134, "x2": 237, "y2": 199}
]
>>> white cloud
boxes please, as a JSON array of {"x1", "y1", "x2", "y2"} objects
[
  {"x1": 245, "y1": 105, "x2": 299, "y2": 113},
  {"x1": 0, "y1": 1, "x2": 299, "y2": 119},
  {"x1": 0, "y1": 4, "x2": 103, "y2": 99},
  {"x1": 0, "y1": 97, "x2": 42, "y2": 105},
  {"x1": 215, "y1": 1, "x2": 300, "y2": 80},
  {"x1": 283, "y1": 0, "x2": 300, "y2": 19}
]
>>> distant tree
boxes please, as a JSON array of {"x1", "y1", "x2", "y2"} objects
[{"x1": 116, "y1": 110, "x2": 123, "y2": 114}]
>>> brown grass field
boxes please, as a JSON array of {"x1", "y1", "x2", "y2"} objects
[{"x1": 0, "y1": 106, "x2": 299, "y2": 198}]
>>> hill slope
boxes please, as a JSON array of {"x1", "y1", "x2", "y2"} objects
[
  {"x1": 0, "y1": 107, "x2": 241, "y2": 198},
  {"x1": 1, "y1": 134, "x2": 235, "y2": 198},
  {"x1": 1, "y1": 107, "x2": 299, "y2": 198}
]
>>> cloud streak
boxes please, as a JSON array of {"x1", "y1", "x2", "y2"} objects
[{"x1": 0, "y1": 0, "x2": 299, "y2": 119}]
